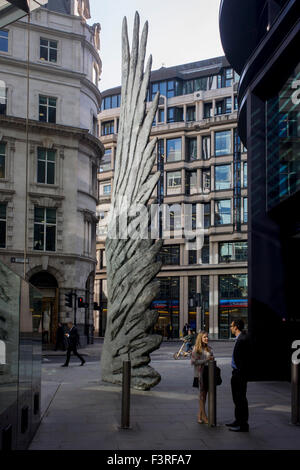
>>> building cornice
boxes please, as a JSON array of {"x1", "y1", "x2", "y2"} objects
[
  {"x1": 0, "y1": 115, "x2": 104, "y2": 155},
  {"x1": 0, "y1": 55, "x2": 102, "y2": 106}
]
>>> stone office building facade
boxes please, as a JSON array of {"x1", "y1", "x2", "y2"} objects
[
  {"x1": 0, "y1": 1, "x2": 104, "y2": 346},
  {"x1": 95, "y1": 56, "x2": 248, "y2": 340}
]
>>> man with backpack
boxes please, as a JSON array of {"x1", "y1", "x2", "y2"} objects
[{"x1": 61, "y1": 321, "x2": 85, "y2": 367}]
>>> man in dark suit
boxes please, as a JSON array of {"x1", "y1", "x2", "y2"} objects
[
  {"x1": 227, "y1": 319, "x2": 251, "y2": 432},
  {"x1": 61, "y1": 322, "x2": 85, "y2": 367}
]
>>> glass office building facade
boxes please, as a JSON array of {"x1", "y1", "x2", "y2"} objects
[
  {"x1": 220, "y1": 0, "x2": 300, "y2": 379},
  {"x1": 0, "y1": 260, "x2": 42, "y2": 450}
]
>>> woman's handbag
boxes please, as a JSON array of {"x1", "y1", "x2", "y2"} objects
[{"x1": 192, "y1": 376, "x2": 199, "y2": 388}]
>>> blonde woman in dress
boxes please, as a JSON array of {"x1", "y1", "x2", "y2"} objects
[{"x1": 191, "y1": 331, "x2": 214, "y2": 424}]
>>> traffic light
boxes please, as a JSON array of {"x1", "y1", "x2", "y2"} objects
[
  {"x1": 65, "y1": 292, "x2": 73, "y2": 308},
  {"x1": 78, "y1": 297, "x2": 89, "y2": 308}
]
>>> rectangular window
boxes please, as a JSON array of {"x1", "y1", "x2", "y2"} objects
[
  {"x1": 243, "y1": 198, "x2": 248, "y2": 223},
  {"x1": 243, "y1": 162, "x2": 247, "y2": 187},
  {"x1": 37, "y1": 148, "x2": 56, "y2": 184},
  {"x1": 158, "y1": 245, "x2": 180, "y2": 265},
  {"x1": 186, "y1": 137, "x2": 197, "y2": 161},
  {"x1": 101, "y1": 120, "x2": 114, "y2": 136},
  {"x1": 204, "y1": 102, "x2": 212, "y2": 118},
  {"x1": 202, "y1": 169, "x2": 210, "y2": 192},
  {"x1": 185, "y1": 170, "x2": 197, "y2": 195},
  {"x1": 188, "y1": 247, "x2": 197, "y2": 265},
  {"x1": 219, "y1": 241, "x2": 248, "y2": 263},
  {"x1": 186, "y1": 106, "x2": 196, "y2": 122},
  {"x1": 234, "y1": 95, "x2": 238, "y2": 110},
  {"x1": 201, "y1": 236, "x2": 209, "y2": 264},
  {"x1": 183, "y1": 80, "x2": 194, "y2": 95},
  {"x1": 167, "y1": 107, "x2": 183, "y2": 123},
  {"x1": 225, "y1": 68, "x2": 233, "y2": 87},
  {"x1": 40, "y1": 38, "x2": 58, "y2": 63},
  {"x1": 215, "y1": 130, "x2": 231, "y2": 156},
  {"x1": 99, "y1": 182, "x2": 111, "y2": 198},
  {"x1": 166, "y1": 138, "x2": 182, "y2": 162},
  {"x1": 194, "y1": 77, "x2": 208, "y2": 91},
  {"x1": 101, "y1": 95, "x2": 121, "y2": 110},
  {"x1": 167, "y1": 80, "x2": 175, "y2": 98},
  {"x1": 0, "y1": 142, "x2": 5, "y2": 179},
  {"x1": 202, "y1": 136, "x2": 211, "y2": 160},
  {"x1": 0, "y1": 83, "x2": 7, "y2": 115},
  {"x1": 100, "y1": 148, "x2": 112, "y2": 173},
  {"x1": 215, "y1": 199, "x2": 231, "y2": 225},
  {"x1": 204, "y1": 202, "x2": 211, "y2": 228},
  {"x1": 34, "y1": 207, "x2": 56, "y2": 251},
  {"x1": 219, "y1": 274, "x2": 248, "y2": 299},
  {"x1": 158, "y1": 108, "x2": 165, "y2": 123},
  {"x1": 167, "y1": 171, "x2": 181, "y2": 195},
  {"x1": 225, "y1": 97, "x2": 232, "y2": 114},
  {"x1": 0, "y1": 30, "x2": 8, "y2": 52},
  {"x1": 39, "y1": 95, "x2": 57, "y2": 123},
  {"x1": 0, "y1": 203, "x2": 6, "y2": 248},
  {"x1": 215, "y1": 165, "x2": 231, "y2": 190}
]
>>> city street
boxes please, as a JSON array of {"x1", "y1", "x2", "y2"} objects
[{"x1": 29, "y1": 340, "x2": 300, "y2": 450}]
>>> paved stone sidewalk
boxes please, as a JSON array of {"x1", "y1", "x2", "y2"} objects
[{"x1": 30, "y1": 342, "x2": 300, "y2": 450}]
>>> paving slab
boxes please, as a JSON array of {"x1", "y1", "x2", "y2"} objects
[{"x1": 29, "y1": 341, "x2": 300, "y2": 450}]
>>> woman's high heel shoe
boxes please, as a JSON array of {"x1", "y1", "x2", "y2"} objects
[{"x1": 198, "y1": 414, "x2": 203, "y2": 424}]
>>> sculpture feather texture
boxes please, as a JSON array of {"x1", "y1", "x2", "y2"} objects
[{"x1": 100, "y1": 12, "x2": 163, "y2": 390}]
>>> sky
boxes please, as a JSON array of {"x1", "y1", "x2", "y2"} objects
[{"x1": 89, "y1": 0, "x2": 224, "y2": 92}]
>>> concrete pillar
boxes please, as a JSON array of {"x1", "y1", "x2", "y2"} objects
[
  {"x1": 181, "y1": 135, "x2": 185, "y2": 162},
  {"x1": 197, "y1": 134, "x2": 201, "y2": 160},
  {"x1": 183, "y1": 104, "x2": 187, "y2": 122}
]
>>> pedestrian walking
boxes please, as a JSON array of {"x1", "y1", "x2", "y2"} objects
[
  {"x1": 226, "y1": 319, "x2": 251, "y2": 432},
  {"x1": 61, "y1": 322, "x2": 85, "y2": 367},
  {"x1": 54, "y1": 322, "x2": 66, "y2": 351},
  {"x1": 191, "y1": 331, "x2": 214, "y2": 424},
  {"x1": 166, "y1": 323, "x2": 173, "y2": 340}
]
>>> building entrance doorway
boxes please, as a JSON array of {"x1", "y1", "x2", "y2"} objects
[{"x1": 29, "y1": 271, "x2": 59, "y2": 348}]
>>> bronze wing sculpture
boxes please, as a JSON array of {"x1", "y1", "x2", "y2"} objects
[{"x1": 100, "y1": 12, "x2": 163, "y2": 391}]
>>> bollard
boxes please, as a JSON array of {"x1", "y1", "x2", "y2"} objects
[
  {"x1": 120, "y1": 360, "x2": 131, "y2": 429},
  {"x1": 208, "y1": 360, "x2": 216, "y2": 427},
  {"x1": 291, "y1": 361, "x2": 300, "y2": 425}
]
